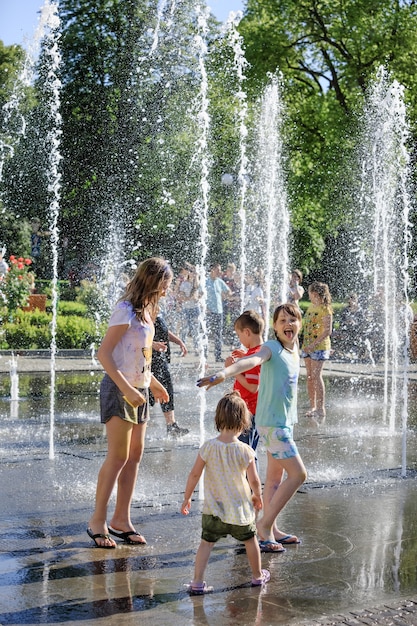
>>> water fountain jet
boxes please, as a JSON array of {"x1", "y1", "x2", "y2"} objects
[{"x1": 353, "y1": 67, "x2": 411, "y2": 474}]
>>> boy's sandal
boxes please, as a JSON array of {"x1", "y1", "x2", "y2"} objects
[
  {"x1": 251, "y1": 569, "x2": 271, "y2": 586},
  {"x1": 186, "y1": 581, "x2": 214, "y2": 595}
]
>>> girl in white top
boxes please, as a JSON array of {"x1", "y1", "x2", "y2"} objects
[
  {"x1": 181, "y1": 391, "x2": 270, "y2": 594},
  {"x1": 87, "y1": 257, "x2": 172, "y2": 549}
]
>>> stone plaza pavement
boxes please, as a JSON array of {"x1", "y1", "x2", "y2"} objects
[{"x1": 1, "y1": 349, "x2": 417, "y2": 625}]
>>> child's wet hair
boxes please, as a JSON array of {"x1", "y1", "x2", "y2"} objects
[
  {"x1": 273, "y1": 302, "x2": 302, "y2": 323},
  {"x1": 122, "y1": 257, "x2": 173, "y2": 319},
  {"x1": 215, "y1": 391, "x2": 251, "y2": 433},
  {"x1": 308, "y1": 281, "x2": 332, "y2": 306},
  {"x1": 292, "y1": 269, "x2": 303, "y2": 282},
  {"x1": 234, "y1": 309, "x2": 265, "y2": 335}
]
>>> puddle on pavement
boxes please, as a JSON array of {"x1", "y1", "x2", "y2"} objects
[{"x1": 1, "y1": 369, "x2": 417, "y2": 624}]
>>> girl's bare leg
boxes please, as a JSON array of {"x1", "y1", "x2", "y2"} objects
[
  {"x1": 163, "y1": 409, "x2": 175, "y2": 425},
  {"x1": 304, "y1": 358, "x2": 316, "y2": 411},
  {"x1": 88, "y1": 416, "x2": 133, "y2": 547},
  {"x1": 257, "y1": 453, "x2": 307, "y2": 543},
  {"x1": 309, "y1": 359, "x2": 326, "y2": 416},
  {"x1": 109, "y1": 421, "x2": 147, "y2": 541}
]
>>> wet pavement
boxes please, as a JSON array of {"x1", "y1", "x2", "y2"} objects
[{"x1": 1, "y1": 349, "x2": 417, "y2": 625}]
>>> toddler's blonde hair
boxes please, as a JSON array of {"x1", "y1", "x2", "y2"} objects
[{"x1": 215, "y1": 391, "x2": 251, "y2": 433}]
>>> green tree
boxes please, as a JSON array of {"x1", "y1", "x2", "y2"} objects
[
  {"x1": 0, "y1": 41, "x2": 25, "y2": 109},
  {"x1": 57, "y1": 0, "x2": 236, "y2": 271},
  {"x1": 239, "y1": 0, "x2": 417, "y2": 281},
  {"x1": 0, "y1": 41, "x2": 36, "y2": 256}
]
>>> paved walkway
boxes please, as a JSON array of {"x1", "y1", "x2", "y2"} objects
[
  {"x1": 1, "y1": 348, "x2": 417, "y2": 378},
  {"x1": 1, "y1": 350, "x2": 417, "y2": 625}
]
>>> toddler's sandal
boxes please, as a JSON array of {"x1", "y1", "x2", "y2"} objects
[
  {"x1": 251, "y1": 569, "x2": 271, "y2": 586},
  {"x1": 186, "y1": 581, "x2": 214, "y2": 595}
]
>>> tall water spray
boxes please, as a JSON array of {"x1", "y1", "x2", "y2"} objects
[
  {"x1": 354, "y1": 68, "x2": 411, "y2": 474},
  {"x1": 9, "y1": 354, "x2": 19, "y2": 420},
  {"x1": 150, "y1": 0, "x2": 177, "y2": 54},
  {"x1": 192, "y1": 3, "x2": 211, "y2": 373},
  {"x1": 192, "y1": 3, "x2": 212, "y2": 498},
  {"x1": 0, "y1": 0, "x2": 63, "y2": 458},
  {"x1": 248, "y1": 75, "x2": 290, "y2": 336},
  {"x1": 226, "y1": 12, "x2": 249, "y2": 313},
  {"x1": 40, "y1": 1, "x2": 63, "y2": 460}
]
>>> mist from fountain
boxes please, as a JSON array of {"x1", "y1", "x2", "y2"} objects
[
  {"x1": 192, "y1": 3, "x2": 212, "y2": 499},
  {"x1": 2, "y1": 0, "x2": 64, "y2": 459},
  {"x1": 226, "y1": 12, "x2": 249, "y2": 313},
  {"x1": 1, "y1": 6, "x2": 414, "y2": 484},
  {"x1": 9, "y1": 354, "x2": 19, "y2": 419},
  {"x1": 347, "y1": 67, "x2": 412, "y2": 476},
  {"x1": 247, "y1": 74, "x2": 289, "y2": 337},
  {"x1": 36, "y1": 1, "x2": 63, "y2": 461}
]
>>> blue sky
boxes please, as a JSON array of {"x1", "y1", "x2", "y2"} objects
[{"x1": 0, "y1": 0, "x2": 245, "y2": 47}]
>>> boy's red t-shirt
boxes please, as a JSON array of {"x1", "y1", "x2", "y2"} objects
[{"x1": 233, "y1": 344, "x2": 262, "y2": 415}]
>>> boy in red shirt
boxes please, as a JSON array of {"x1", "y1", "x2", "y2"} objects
[{"x1": 225, "y1": 310, "x2": 264, "y2": 459}]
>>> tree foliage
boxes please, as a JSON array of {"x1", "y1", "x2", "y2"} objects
[
  {"x1": 57, "y1": 0, "x2": 236, "y2": 271},
  {"x1": 2, "y1": 0, "x2": 417, "y2": 288},
  {"x1": 0, "y1": 41, "x2": 25, "y2": 109},
  {"x1": 239, "y1": 0, "x2": 417, "y2": 280}
]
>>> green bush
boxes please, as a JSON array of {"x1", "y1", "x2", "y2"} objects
[
  {"x1": 76, "y1": 280, "x2": 111, "y2": 323},
  {"x1": 12, "y1": 309, "x2": 50, "y2": 325},
  {"x1": 0, "y1": 308, "x2": 105, "y2": 350},
  {"x1": 57, "y1": 281, "x2": 78, "y2": 302},
  {"x1": 56, "y1": 315, "x2": 101, "y2": 349},
  {"x1": 58, "y1": 300, "x2": 88, "y2": 316},
  {"x1": 1, "y1": 315, "x2": 50, "y2": 349}
]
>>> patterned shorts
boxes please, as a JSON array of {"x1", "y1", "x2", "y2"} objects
[
  {"x1": 301, "y1": 349, "x2": 330, "y2": 361},
  {"x1": 100, "y1": 374, "x2": 149, "y2": 425},
  {"x1": 258, "y1": 425, "x2": 299, "y2": 460}
]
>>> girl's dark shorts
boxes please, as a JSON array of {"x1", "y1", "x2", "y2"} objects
[
  {"x1": 100, "y1": 374, "x2": 149, "y2": 425},
  {"x1": 201, "y1": 514, "x2": 257, "y2": 543}
]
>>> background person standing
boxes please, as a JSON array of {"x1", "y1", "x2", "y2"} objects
[{"x1": 206, "y1": 263, "x2": 231, "y2": 362}]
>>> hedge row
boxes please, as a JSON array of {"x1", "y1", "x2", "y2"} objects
[{"x1": 0, "y1": 310, "x2": 105, "y2": 350}]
